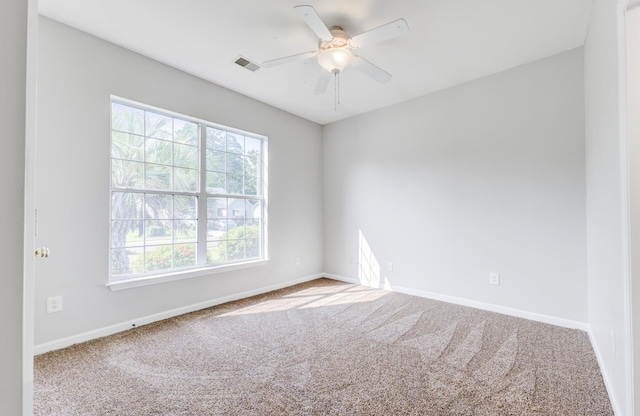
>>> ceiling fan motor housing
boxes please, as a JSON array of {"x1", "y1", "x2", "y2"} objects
[
  {"x1": 318, "y1": 27, "x2": 354, "y2": 72},
  {"x1": 320, "y1": 27, "x2": 351, "y2": 49}
]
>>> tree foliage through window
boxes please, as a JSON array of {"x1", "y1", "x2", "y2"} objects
[{"x1": 110, "y1": 100, "x2": 265, "y2": 280}]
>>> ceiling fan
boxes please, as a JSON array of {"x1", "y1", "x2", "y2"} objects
[{"x1": 263, "y1": 5, "x2": 409, "y2": 99}]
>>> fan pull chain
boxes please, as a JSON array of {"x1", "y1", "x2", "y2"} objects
[
  {"x1": 338, "y1": 71, "x2": 341, "y2": 105},
  {"x1": 333, "y1": 71, "x2": 338, "y2": 111},
  {"x1": 333, "y1": 69, "x2": 341, "y2": 112}
]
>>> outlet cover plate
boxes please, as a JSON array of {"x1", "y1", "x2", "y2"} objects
[
  {"x1": 47, "y1": 296, "x2": 62, "y2": 313},
  {"x1": 489, "y1": 273, "x2": 500, "y2": 285}
]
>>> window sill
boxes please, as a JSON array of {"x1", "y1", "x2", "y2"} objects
[{"x1": 106, "y1": 259, "x2": 269, "y2": 291}]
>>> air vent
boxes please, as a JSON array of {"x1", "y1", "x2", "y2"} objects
[{"x1": 234, "y1": 56, "x2": 261, "y2": 72}]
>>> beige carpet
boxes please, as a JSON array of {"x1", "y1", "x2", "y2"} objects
[{"x1": 34, "y1": 278, "x2": 613, "y2": 415}]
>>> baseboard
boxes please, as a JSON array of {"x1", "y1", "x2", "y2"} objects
[
  {"x1": 588, "y1": 328, "x2": 622, "y2": 416},
  {"x1": 33, "y1": 272, "x2": 590, "y2": 355},
  {"x1": 323, "y1": 273, "x2": 589, "y2": 331},
  {"x1": 324, "y1": 273, "x2": 359, "y2": 285},
  {"x1": 33, "y1": 273, "x2": 324, "y2": 355}
]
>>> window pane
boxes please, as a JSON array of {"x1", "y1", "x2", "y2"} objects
[
  {"x1": 111, "y1": 246, "x2": 143, "y2": 276},
  {"x1": 145, "y1": 245, "x2": 173, "y2": 272},
  {"x1": 227, "y1": 239, "x2": 245, "y2": 261},
  {"x1": 110, "y1": 248, "x2": 129, "y2": 276},
  {"x1": 174, "y1": 143, "x2": 198, "y2": 169},
  {"x1": 206, "y1": 127, "x2": 226, "y2": 150},
  {"x1": 246, "y1": 219, "x2": 261, "y2": 240},
  {"x1": 207, "y1": 220, "x2": 216, "y2": 238},
  {"x1": 174, "y1": 119, "x2": 198, "y2": 145},
  {"x1": 207, "y1": 198, "x2": 227, "y2": 244},
  {"x1": 206, "y1": 149, "x2": 225, "y2": 172},
  {"x1": 244, "y1": 137, "x2": 261, "y2": 156},
  {"x1": 207, "y1": 197, "x2": 227, "y2": 218},
  {"x1": 246, "y1": 200, "x2": 261, "y2": 219},
  {"x1": 175, "y1": 220, "x2": 197, "y2": 242},
  {"x1": 226, "y1": 133, "x2": 244, "y2": 154},
  {"x1": 112, "y1": 160, "x2": 144, "y2": 189},
  {"x1": 145, "y1": 220, "x2": 172, "y2": 243},
  {"x1": 127, "y1": 247, "x2": 144, "y2": 274},
  {"x1": 145, "y1": 164, "x2": 172, "y2": 190},
  {"x1": 229, "y1": 200, "x2": 246, "y2": 220},
  {"x1": 145, "y1": 111, "x2": 173, "y2": 140},
  {"x1": 246, "y1": 239, "x2": 260, "y2": 258},
  {"x1": 145, "y1": 138, "x2": 172, "y2": 166},
  {"x1": 226, "y1": 153, "x2": 243, "y2": 175},
  {"x1": 207, "y1": 220, "x2": 224, "y2": 238},
  {"x1": 145, "y1": 194, "x2": 172, "y2": 219},
  {"x1": 244, "y1": 155, "x2": 258, "y2": 177},
  {"x1": 231, "y1": 219, "x2": 245, "y2": 235},
  {"x1": 174, "y1": 195, "x2": 197, "y2": 219},
  {"x1": 174, "y1": 167, "x2": 198, "y2": 192},
  {"x1": 244, "y1": 157, "x2": 258, "y2": 195},
  {"x1": 174, "y1": 243, "x2": 197, "y2": 268},
  {"x1": 112, "y1": 102, "x2": 143, "y2": 135},
  {"x1": 207, "y1": 241, "x2": 226, "y2": 263},
  {"x1": 112, "y1": 132, "x2": 143, "y2": 161},
  {"x1": 227, "y1": 174, "x2": 243, "y2": 194},
  {"x1": 111, "y1": 220, "x2": 143, "y2": 246},
  {"x1": 206, "y1": 172, "x2": 225, "y2": 194},
  {"x1": 112, "y1": 192, "x2": 143, "y2": 220}
]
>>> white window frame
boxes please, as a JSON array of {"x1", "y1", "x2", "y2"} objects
[{"x1": 108, "y1": 97, "x2": 268, "y2": 290}]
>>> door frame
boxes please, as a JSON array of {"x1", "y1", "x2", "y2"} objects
[
  {"x1": 23, "y1": 0, "x2": 38, "y2": 413},
  {"x1": 624, "y1": 0, "x2": 640, "y2": 414}
]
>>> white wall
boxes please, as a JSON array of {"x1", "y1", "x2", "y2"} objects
[
  {"x1": 0, "y1": 0, "x2": 27, "y2": 414},
  {"x1": 34, "y1": 17, "x2": 323, "y2": 346},
  {"x1": 323, "y1": 48, "x2": 587, "y2": 323},
  {"x1": 584, "y1": 0, "x2": 633, "y2": 414}
]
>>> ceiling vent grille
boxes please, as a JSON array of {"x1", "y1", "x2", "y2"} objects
[{"x1": 234, "y1": 56, "x2": 261, "y2": 72}]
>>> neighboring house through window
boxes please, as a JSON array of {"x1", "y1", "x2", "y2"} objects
[{"x1": 109, "y1": 98, "x2": 267, "y2": 285}]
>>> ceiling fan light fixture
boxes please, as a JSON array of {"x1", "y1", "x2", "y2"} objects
[{"x1": 318, "y1": 47, "x2": 353, "y2": 73}]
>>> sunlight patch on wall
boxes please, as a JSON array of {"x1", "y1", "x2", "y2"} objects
[{"x1": 359, "y1": 230, "x2": 391, "y2": 290}]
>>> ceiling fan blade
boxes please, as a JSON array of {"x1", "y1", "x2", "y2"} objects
[
  {"x1": 262, "y1": 51, "x2": 317, "y2": 68},
  {"x1": 294, "y1": 5, "x2": 333, "y2": 41},
  {"x1": 350, "y1": 19, "x2": 409, "y2": 49},
  {"x1": 351, "y1": 56, "x2": 392, "y2": 84},
  {"x1": 314, "y1": 70, "x2": 332, "y2": 95}
]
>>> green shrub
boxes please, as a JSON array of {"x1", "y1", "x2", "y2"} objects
[
  {"x1": 147, "y1": 225, "x2": 166, "y2": 236},
  {"x1": 129, "y1": 244, "x2": 196, "y2": 273},
  {"x1": 220, "y1": 225, "x2": 259, "y2": 260}
]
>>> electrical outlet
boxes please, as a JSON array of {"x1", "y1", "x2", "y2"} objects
[
  {"x1": 348, "y1": 257, "x2": 353, "y2": 265},
  {"x1": 387, "y1": 262, "x2": 393, "y2": 271},
  {"x1": 47, "y1": 296, "x2": 62, "y2": 313},
  {"x1": 295, "y1": 257, "x2": 301, "y2": 266},
  {"x1": 489, "y1": 273, "x2": 500, "y2": 285}
]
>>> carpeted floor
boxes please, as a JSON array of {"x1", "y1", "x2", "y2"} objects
[{"x1": 34, "y1": 278, "x2": 613, "y2": 415}]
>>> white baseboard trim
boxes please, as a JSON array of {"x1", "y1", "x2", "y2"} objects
[
  {"x1": 34, "y1": 273, "x2": 324, "y2": 355},
  {"x1": 323, "y1": 273, "x2": 589, "y2": 331},
  {"x1": 324, "y1": 274, "x2": 359, "y2": 285},
  {"x1": 34, "y1": 272, "x2": 590, "y2": 355},
  {"x1": 587, "y1": 328, "x2": 622, "y2": 416}
]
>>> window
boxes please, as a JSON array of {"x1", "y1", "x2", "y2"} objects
[{"x1": 110, "y1": 99, "x2": 266, "y2": 284}]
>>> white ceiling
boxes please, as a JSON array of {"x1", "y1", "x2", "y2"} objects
[{"x1": 38, "y1": 0, "x2": 593, "y2": 125}]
